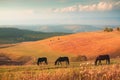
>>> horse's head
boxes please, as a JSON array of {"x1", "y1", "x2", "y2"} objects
[
  {"x1": 55, "y1": 57, "x2": 60, "y2": 65},
  {"x1": 95, "y1": 58, "x2": 98, "y2": 65},
  {"x1": 55, "y1": 60, "x2": 58, "y2": 65}
]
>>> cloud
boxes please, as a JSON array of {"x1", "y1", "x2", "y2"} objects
[
  {"x1": 0, "y1": 9, "x2": 35, "y2": 21},
  {"x1": 114, "y1": 1, "x2": 120, "y2": 9},
  {"x1": 58, "y1": 0, "x2": 67, "y2": 2},
  {"x1": 52, "y1": 1, "x2": 120, "y2": 12}
]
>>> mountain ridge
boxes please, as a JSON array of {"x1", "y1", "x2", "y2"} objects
[{"x1": 0, "y1": 25, "x2": 118, "y2": 33}]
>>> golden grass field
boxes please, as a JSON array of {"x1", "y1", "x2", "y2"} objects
[
  {"x1": 0, "y1": 31, "x2": 120, "y2": 80},
  {"x1": 0, "y1": 30, "x2": 120, "y2": 62},
  {"x1": 0, "y1": 58, "x2": 119, "y2": 80}
]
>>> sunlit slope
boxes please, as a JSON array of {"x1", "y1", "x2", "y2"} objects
[
  {"x1": 0, "y1": 31, "x2": 120, "y2": 60},
  {"x1": 41, "y1": 31, "x2": 120, "y2": 58}
]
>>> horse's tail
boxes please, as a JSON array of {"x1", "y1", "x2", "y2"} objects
[{"x1": 107, "y1": 55, "x2": 110, "y2": 64}]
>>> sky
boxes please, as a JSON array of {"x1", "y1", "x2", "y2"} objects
[{"x1": 0, "y1": 0, "x2": 120, "y2": 25}]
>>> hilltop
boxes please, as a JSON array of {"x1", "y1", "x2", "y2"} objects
[
  {"x1": 0, "y1": 30, "x2": 120, "y2": 64},
  {"x1": 36, "y1": 31, "x2": 120, "y2": 58}
]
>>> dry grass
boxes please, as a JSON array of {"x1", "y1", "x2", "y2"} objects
[
  {"x1": 0, "y1": 59, "x2": 120, "y2": 80},
  {"x1": 0, "y1": 31, "x2": 120, "y2": 61},
  {"x1": 0, "y1": 31, "x2": 120, "y2": 80}
]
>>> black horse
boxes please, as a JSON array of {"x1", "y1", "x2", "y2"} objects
[
  {"x1": 55, "y1": 57, "x2": 69, "y2": 65},
  {"x1": 95, "y1": 55, "x2": 110, "y2": 65},
  {"x1": 37, "y1": 57, "x2": 48, "y2": 65}
]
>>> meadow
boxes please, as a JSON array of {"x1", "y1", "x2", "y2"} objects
[
  {"x1": 0, "y1": 58, "x2": 119, "y2": 80},
  {"x1": 0, "y1": 30, "x2": 120, "y2": 80}
]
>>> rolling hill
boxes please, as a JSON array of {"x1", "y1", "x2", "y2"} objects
[
  {"x1": 0, "y1": 28, "x2": 70, "y2": 44},
  {"x1": 0, "y1": 30, "x2": 120, "y2": 64}
]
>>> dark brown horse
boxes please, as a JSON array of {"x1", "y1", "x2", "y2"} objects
[
  {"x1": 55, "y1": 57, "x2": 69, "y2": 65},
  {"x1": 37, "y1": 57, "x2": 48, "y2": 65},
  {"x1": 95, "y1": 55, "x2": 110, "y2": 65}
]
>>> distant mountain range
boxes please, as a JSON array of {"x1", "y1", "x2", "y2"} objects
[
  {"x1": 0, "y1": 25, "x2": 119, "y2": 44},
  {"x1": 0, "y1": 25, "x2": 119, "y2": 33}
]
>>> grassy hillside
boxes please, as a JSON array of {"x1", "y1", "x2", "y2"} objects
[
  {"x1": 0, "y1": 30, "x2": 120, "y2": 64},
  {"x1": 0, "y1": 28, "x2": 70, "y2": 44}
]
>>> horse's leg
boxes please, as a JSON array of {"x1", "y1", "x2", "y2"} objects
[
  {"x1": 46, "y1": 61, "x2": 48, "y2": 65},
  {"x1": 106, "y1": 59, "x2": 108, "y2": 64},
  {"x1": 67, "y1": 59, "x2": 69, "y2": 65},
  {"x1": 45, "y1": 59, "x2": 48, "y2": 65},
  {"x1": 37, "y1": 61, "x2": 39, "y2": 66},
  {"x1": 99, "y1": 60, "x2": 102, "y2": 65},
  {"x1": 98, "y1": 60, "x2": 100, "y2": 65},
  {"x1": 60, "y1": 61, "x2": 62, "y2": 65},
  {"x1": 66, "y1": 61, "x2": 69, "y2": 65},
  {"x1": 40, "y1": 62, "x2": 41, "y2": 65},
  {"x1": 44, "y1": 61, "x2": 46, "y2": 65},
  {"x1": 107, "y1": 58, "x2": 110, "y2": 64},
  {"x1": 65, "y1": 61, "x2": 67, "y2": 65},
  {"x1": 44, "y1": 60, "x2": 47, "y2": 65},
  {"x1": 57, "y1": 61, "x2": 59, "y2": 65},
  {"x1": 40, "y1": 61, "x2": 42, "y2": 65},
  {"x1": 37, "y1": 62, "x2": 39, "y2": 65},
  {"x1": 58, "y1": 61, "x2": 61, "y2": 65},
  {"x1": 57, "y1": 62, "x2": 59, "y2": 65},
  {"x1": 46, "y1": 60, "x2": 48, "y2": 65}
]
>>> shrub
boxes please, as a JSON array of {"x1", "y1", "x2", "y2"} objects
[
  {"x1": 16, "y1": 56, "x2": 32, "y2": 65},
  {"x1": 0, "y1": 53, "x2": 11, "y2": 61},
  {"x1": 116, "y1": 27, "x2": 120, "y2": 31},
  {"x1": 71, "y1": 55, "x2": 87, "y2": 62},
  {"x1": 104, "y1": 27, "x2": 113, "y2": 32}
]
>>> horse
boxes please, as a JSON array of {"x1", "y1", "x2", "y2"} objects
[
  {"x1": 37, "y1": 57, "x2": 48, "y2": 65},
  {"x1": 95, "y1": 54, "x2": 110, "y2": 65},
  {"x1": 55, "y1": 57, "x2": 69, "y2": 65}
]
